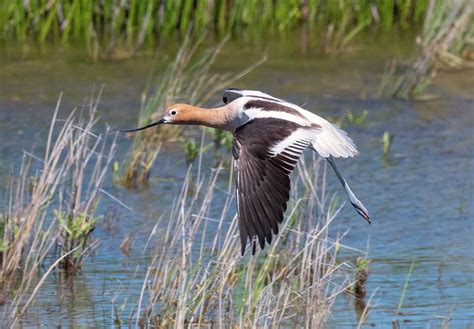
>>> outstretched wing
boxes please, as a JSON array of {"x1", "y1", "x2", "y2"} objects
[
  {"x1": 233, "y1": 118, "x2": 316, "y2": 255},
  {"x1": 222, "y1": 88, "x2": 358, "y2": 158}
]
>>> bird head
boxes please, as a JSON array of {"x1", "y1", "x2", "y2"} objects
[
  {"x1": 118, "y1": 104, "x2": 198, "y2": 133},
  {"x1": 161, "y1": 104, "x2": 201, "y2": 125}
]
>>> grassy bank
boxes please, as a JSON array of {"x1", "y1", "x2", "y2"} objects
[{"x1": 1, "y1": 0, "x2": 431, "y2": 57}]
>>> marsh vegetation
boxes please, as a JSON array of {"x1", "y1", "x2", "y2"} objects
[
  {"x1": 0, "y1": 93, "x2": 116, "y2": 326},
  {"x1": 2, "y1": 0, "x2": 432, "y2": 57},
  {"x1": 0, "y1": 0, "x2": 473, "y2": 327},
  {"x1": 0, "y1": 98, "x2": 366, "y2": 327}
]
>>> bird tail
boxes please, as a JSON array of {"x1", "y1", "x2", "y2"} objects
[{"x1": 311, "y1": 123, "x2": 358, "y2": 158}]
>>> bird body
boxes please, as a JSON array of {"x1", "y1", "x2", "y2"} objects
[{"x1": 120, "y1": 88, "x2": 370, "y2": 255}]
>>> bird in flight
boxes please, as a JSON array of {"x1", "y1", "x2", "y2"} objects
[{"x1": 120, "y1": 88, "x2": 370, "y2": 255}]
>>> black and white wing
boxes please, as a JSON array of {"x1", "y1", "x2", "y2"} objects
[
  {"x1": 223, "y1": 88, "x2": 358, "y2": 158},
  {"x1": 232, "y1": 117, "x2": 316, "y2": 255},
  {"x1": 225, "y1": 88, "x2": 369, "y2": 227}
]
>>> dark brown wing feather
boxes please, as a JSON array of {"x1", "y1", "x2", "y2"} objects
[{"x1": 233, "y1": 118, "x2": 311, "y2": 255}]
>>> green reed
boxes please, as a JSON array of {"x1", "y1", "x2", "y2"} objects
[
  {"x1": 381, "y1": 0, "x2": 473, "y2": 99},
  {"x1": 1, "y1": 0, "x2": 433, "y2": 58}
]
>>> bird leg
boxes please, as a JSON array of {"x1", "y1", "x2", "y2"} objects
[{"x1": 326, "y1": 156, "x2": 371, "y2": 223}]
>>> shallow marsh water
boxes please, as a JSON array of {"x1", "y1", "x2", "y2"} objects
[{"x1": 1, "y1": 31, "x2": 473, "y2": 327}]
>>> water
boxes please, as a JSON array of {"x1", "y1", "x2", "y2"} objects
[{"x1": 1, "y1": 32, "x2": 473, "y2": 327}]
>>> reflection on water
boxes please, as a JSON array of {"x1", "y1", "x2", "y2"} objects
[{"x1": 1, "y1": 31, "x2": 473, "y2": 327}]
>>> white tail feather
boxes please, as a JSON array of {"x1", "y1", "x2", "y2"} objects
[{"x1": 311, "y1": 123, "x2": 358, "y2": 158}]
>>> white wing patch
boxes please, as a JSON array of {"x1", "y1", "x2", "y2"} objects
[
  {"x1": 230, "y1": 94, "x2": 359, "y2": 159},
  {"x1": 262, "y1": 99, "x2": 359, "y2": 158},
  {"x1": 270, "y1": 128, "x2": 315, "y2": 156},
  {"x1": 234, "y1": 90, "x2": 284, "y2": 102},
  {"x1": 244, "y1": 107, "x2": 311, "y2": 127}
]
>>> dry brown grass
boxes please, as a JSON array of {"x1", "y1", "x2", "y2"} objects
[
  {"x1": 128, "y1": 154, "x2": 360, "y2": 328},
  {"x1": 1, "y1": 92, "x2": 116, "y2": 326}
]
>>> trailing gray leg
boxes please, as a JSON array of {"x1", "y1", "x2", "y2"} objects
[{"x1": 326, "y1": 156, "x2": 370, "y2": 223}]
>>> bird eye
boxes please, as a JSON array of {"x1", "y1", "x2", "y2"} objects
[
  {"x1": 223, "y1": 96, "x2": 228, "y2": 104},
  {"x1": 170, "y1": 110, "x2": 177, "y2": 115}
]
